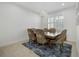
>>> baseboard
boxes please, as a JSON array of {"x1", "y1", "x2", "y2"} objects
[{"x1": 0, "y1": 39, "x2": 28, "y2": 47}]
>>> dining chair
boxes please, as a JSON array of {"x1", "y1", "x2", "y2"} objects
[
  {"x1": 35, "y1": 29, "x2": 49, "y2": 45},
  {"x1": 49, "y1": 28, "x2": 56, "y2": 34},
  {"x1": 44, "y1": 28, "x2": 49, "y2": 32},
  {"x1": 62, "y1": 29, "x2": 67, "y2": 41},
  {"x1": 27, "y1": 28, "x2": 37, "y2": 42},
  {"x1": 55, "y1": 29, "x2": 67, "y2": 52}
]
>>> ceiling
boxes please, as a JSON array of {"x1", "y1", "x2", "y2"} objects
[{"x1": 15, "y1": 2, "x2": 76, "y2": 14}]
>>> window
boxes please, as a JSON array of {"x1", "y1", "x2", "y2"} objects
[{"x1": 48, "y1": 15, "x2": 64, "y2": 31}]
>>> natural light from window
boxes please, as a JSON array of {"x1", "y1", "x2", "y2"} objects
[{"x1": 48, "y1": 15, "x2": 64, "y2": 31}]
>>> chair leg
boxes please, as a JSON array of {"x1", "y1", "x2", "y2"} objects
[
  {"x1": 60, "y1": 43, "x2": 63, "y2": 53},
  {"x1": 48, "y1": 40, "x2": 52, "y2": 48}
]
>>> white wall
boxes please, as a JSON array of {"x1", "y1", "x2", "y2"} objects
[
  {"x1": 62, "y1": 9, "x2": 76, "y2": 42},
  {"x1": 49, "y1": 9, "x2": 76, "y2": 42},
  {"x1": 0, "y1": 3, "x2": 41, "y2": 47}
]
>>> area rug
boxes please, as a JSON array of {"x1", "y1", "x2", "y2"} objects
[{"x1": 22, "y1": 41, "x2": 72, "y2": 57}]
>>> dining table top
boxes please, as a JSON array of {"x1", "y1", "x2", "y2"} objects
[
  {"x1": 44, "y1": 32, "x2": 61, "y2": 40},
  {"x1": 45, "y1": 32, "x2": 61, "y2": 36}
]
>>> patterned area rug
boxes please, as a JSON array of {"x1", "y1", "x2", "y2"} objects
[{"x1": 22, "y1": 41, "x2": 72, "y2": 57}]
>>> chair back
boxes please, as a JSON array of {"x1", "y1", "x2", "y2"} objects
[
  {"x1": 49, "y1": 28, "x2": 56, "y2": 34},
  {"x1": 27, "y1": 29, "x2": 36, "y2": 41},
  {"x1": 44, "y1": 28, "x2": 49, "y2": 32},
  {"x1": 55, "y1": 29, "x2": 67, "y2": 44},
  {"x1": 62, "y1": 29, "x2": 67, "y2": 41},
  {"x1": 35, "y1": 29, "x2": 47, "y2": 44}
]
